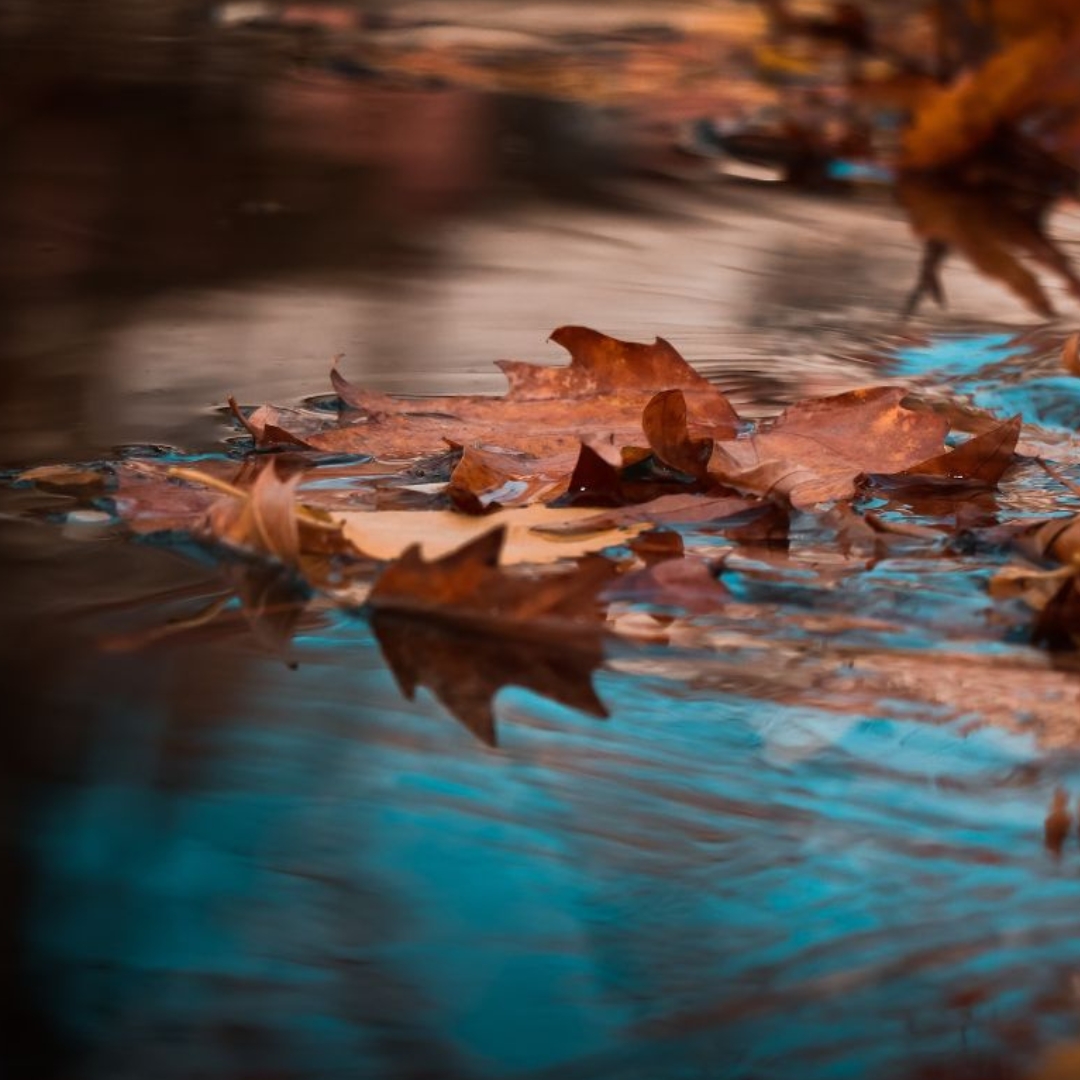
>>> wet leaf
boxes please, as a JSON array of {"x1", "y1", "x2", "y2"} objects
[
  {"x1": 17, "y1": 463, "x2": 112, "y2": 494},
  {"x1": 642, "y1": 389, "x2": 715, "y2": 478},
  {"x1": 303, "y1": 327, "x2": 740, "y2": 465},
  {"x1": 338, "y1": 504, "x2": 645, "y2": 564},
  {"x1": 708, "y1": 386, "x2": 950, "y2": 507},
  {"x1": 532, "y1": 492, "x2": 762, "y2": 537},
  {"x1": 880, "y1": 415, "x2": 1022, "y2": 487},
  {"x1": 367, "y1": 526, "x2": 618, "y2": 742},
  {"x1": 446, "y1": 444, "x2": 573, "y2": 511}
]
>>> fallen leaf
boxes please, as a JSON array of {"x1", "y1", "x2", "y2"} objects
[
  {"x1": 446, "y1": 444, "x2": 574, "y2": 511},
  {"x1": 876, "y1": 415, "x2": 1022, "y2": 487},
  {"x1": 301, "y1": 327, "x2": 741, "y2": 464},
  {"x1": 17, "y1": 463, "x2": 111, "y2": 493},
  {"x1": 708, "y1": 386, "x2": 950, "y2": 507},
  {"x1": 367, "y1": 526, "x2": 618, "y2": 742},
  {"x1": 338, "y1": 503, "x2": 645, "y2": 564},
  {"x1": 532, "y1": 492, "x2": 762, "y2": 536},
  {"x1": 642, "y1": 389, "x2": 714, "y2": 478}
]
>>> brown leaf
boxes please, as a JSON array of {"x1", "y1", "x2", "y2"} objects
[
  {"x1": 891, "y1": 415, "x2": 1022, "y2": 486},
  {"x1": 446, "y1": 444, "x2": 574, "y2": 511},
  {"x1": 228, "y1": 397, "x2": 315, "y2": 449},
  {"x1": 901, "y1": 30, "x2": 1080, "y2": 173},
  {"x1": 311, "y1": 327, "x2": 740, "y2": 465},
  {"x1": 17, "y1": 463, "x2": 111, "y2": 494},
  {"x1": 643, "y1": 389, "x2": 714, "y2": 478},
  {"x1": 532, "y1": 492, "x2": 762, "y2": 537},
  {"x1": 368, "y1": 525, "x2": 619, "y2": 622},
  {"x1": 205, "y1": 462, "x2": 303, "y2": 568},
  {"x1": 367, "y1": 526, "x2": 618, "y2": 743},
  {"x1": 371, "y1": 612, "x2": 607, "y2": 746},
  {"x1": 709, "y1": 387, "x2": 950, "y2": 507}
]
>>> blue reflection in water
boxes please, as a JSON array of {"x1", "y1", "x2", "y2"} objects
[
  {"x1": 892, "y1": 334, "x2": 1080, "y2": 429},
  {"x1": 21, "y1": 609, "x2": 1080, "y2": 1079}
]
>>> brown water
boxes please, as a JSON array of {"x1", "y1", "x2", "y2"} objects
[{"x1": 7, "y1": 41, "x2": 1080, "y2": 1080}]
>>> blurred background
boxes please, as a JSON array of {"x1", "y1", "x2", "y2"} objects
[{"x1": 4, "y1": 0, "x2": 1060, "y2": 466}]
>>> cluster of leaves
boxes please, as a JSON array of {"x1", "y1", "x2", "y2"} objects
[{"x1": 35, "y1": 326, "x2": 1080, "y2": 745}]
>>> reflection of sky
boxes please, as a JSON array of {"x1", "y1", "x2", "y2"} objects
[
  {"x1": 22, "y1": 615, "x2": 1080, "y2": 1079},
  {"x1": 893, "y1": 334, "x2": 1080, "y2": 430}
]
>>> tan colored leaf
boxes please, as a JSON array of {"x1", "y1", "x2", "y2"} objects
[
  {"x1": 338, "y1": 504, "x2": 645, "y2": 564},
  {"x1": 17, "y1": 463, "x2": 111, "y2": 493}
]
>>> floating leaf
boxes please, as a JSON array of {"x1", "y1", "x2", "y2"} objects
[{"x1": 367, "y1": 526, "x2": 618, "y2": 742}]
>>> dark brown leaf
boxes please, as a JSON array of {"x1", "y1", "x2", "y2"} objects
[
  {"x1": 367, "y1": 525, "x2": 618, "y2": 742},
  {"x1": 371, "y1": 612, "x2": 607, "y2": 746}
]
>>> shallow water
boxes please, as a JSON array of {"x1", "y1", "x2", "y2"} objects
[{"x1": 6, "y1": 69, "x2": 1080, "y2": 1080}]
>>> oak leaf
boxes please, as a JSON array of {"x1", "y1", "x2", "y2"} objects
[
  {"x1": 290, "y1": 328, "x2": 740, "y2": 470},
  {"x1": 367, "y1": 526, "x2": 618, "y2": 743},
  {"x1": 707, "y1": 386, "x2": 950, "y2": 507}
]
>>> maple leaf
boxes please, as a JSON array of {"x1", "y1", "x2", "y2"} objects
[{"x1": 366, "y1": 525, "x2": 619, "y2": 743}]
